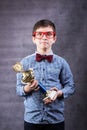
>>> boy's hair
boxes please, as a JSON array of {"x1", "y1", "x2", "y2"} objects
[{"x1": 32, "y1": 19, "x2": 56, "y2": 35}]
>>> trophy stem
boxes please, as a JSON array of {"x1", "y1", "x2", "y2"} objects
[{"x1": 38, "y1": 82, "x2": 47, "y2": 93}]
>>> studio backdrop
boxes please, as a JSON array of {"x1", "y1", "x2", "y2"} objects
[{"x1": 0, "y1": 0, "x2": 87, "y2": 130}]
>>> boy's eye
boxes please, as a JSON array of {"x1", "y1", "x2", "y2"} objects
[
  {"x1": 46, "y1": 32, "x2": 52, "y2": 36},
  {"x1": 37, "y1": 32, "x2": 42, "y2": 36}
]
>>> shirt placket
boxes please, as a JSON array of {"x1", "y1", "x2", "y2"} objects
[{"x1": 39, "y1": 61, "x2": 49, "y2": 123}]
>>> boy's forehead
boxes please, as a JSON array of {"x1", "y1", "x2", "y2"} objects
[{"x1": 35, "y1": 26, "x2": 53, "y2": 32}]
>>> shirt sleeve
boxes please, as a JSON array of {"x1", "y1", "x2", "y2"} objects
[
  {"x1": 60, "y1": 59, "x2": 75, "y2": 99},
  {"x1": 16, "y1": 58, "x2": 30, "y2": 96},
  {"x1": 16, "y1": 72, "x2": 27, "y2": 96}
]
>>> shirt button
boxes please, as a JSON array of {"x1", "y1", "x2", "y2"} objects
[{"x1": 43, "y1": 59, "x2": 45, "y2": 62}]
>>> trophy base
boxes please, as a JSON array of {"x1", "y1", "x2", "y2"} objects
[{"x1": 43, "y1": 90, "x2": 57, "y2": 101}]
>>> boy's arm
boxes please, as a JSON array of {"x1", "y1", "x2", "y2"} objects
[
  {"x1": 60, "y1": 59, "x2": 75, "y2": 99},
  {"x1": 16, "y1": 73, "x2": 38, "y2": 96}
]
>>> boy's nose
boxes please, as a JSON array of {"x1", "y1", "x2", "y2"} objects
[{"x1": 42, "y1": 34, "x2": 47, "y2": 39}]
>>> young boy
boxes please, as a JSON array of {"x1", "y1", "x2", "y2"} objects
[{"x1": 16, "y1": 19, "x2": 75, "y2": 130}]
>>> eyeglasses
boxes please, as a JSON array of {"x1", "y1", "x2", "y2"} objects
[{"x1": 33, "y1": 31, "x2": 56, "y2": 39}]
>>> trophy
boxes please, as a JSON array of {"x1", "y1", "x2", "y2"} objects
[{"x1": 12, "y1": 62, "x2": 57, "y2": 100}]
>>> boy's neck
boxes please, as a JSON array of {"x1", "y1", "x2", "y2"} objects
[{"x1": 36, "y1": 48, "x2": 52, "y2": 55}]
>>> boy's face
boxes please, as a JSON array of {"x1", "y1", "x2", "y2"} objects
[{"x1": 32, "y1": 26, "x2": 56, "y2": 52}]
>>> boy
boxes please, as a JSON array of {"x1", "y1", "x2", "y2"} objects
[{"x1": 16, "y1": 19, "x2": 75, "y2": 130}]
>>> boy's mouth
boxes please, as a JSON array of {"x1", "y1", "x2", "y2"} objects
[{"x1": 40, "y1": 41, "x2": 48, "y2": 44}]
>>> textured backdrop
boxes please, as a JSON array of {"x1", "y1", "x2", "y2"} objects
[{"x1": 0, "y1": 0, "x2": 87, "y2": 130}]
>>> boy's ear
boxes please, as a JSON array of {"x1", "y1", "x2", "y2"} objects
[
  {"x1": 53, "y1": 36, "x2": 57, "y2": 43},
  {"x1": 32, "y1": 36, "x2": 36, "y2": 44}
]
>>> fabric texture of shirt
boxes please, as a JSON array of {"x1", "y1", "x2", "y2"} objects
[{"x1": 16, "y1": 52, "x2": 75, "y2": 124}]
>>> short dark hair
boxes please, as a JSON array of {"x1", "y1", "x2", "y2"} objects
[{"x1": 32, "y1": 19, "x2": 56, "y2": 35}]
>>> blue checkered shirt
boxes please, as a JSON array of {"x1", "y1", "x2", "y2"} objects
[{"x1": 16, "y1": 52, "x2": 75, "y2": 124}]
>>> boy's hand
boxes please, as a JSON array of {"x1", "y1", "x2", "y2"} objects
[
  {"x1": 23, "y1": 80, "x2": 39, "y2": 93},
  {"x1": 43, "y1": 87, "x2": 63, "y2": 104}
]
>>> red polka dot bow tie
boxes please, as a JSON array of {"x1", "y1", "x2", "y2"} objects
[{"x1": 36, "y1": 53, "x2": 53, "y2": 63}]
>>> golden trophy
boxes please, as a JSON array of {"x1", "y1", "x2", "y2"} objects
[{"x1": 12, "y1": 62, "x2": 57, "y2": 100}]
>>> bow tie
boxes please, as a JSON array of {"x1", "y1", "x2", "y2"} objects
[{"x1": 36, "y1": 53, "x2": 53, "y2": 63}]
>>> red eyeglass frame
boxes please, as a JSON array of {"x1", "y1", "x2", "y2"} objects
[{"x1": 33, "y1": 31, "x2": 56, "y2": 39}]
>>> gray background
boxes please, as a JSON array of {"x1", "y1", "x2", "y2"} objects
[{"x1": 0, "y1": 0, "x2": 87, "y2": 130}]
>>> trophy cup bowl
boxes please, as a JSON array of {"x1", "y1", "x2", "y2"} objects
[{"x1": 12, "y1": 62, "x2": 34, "y2": 84}]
